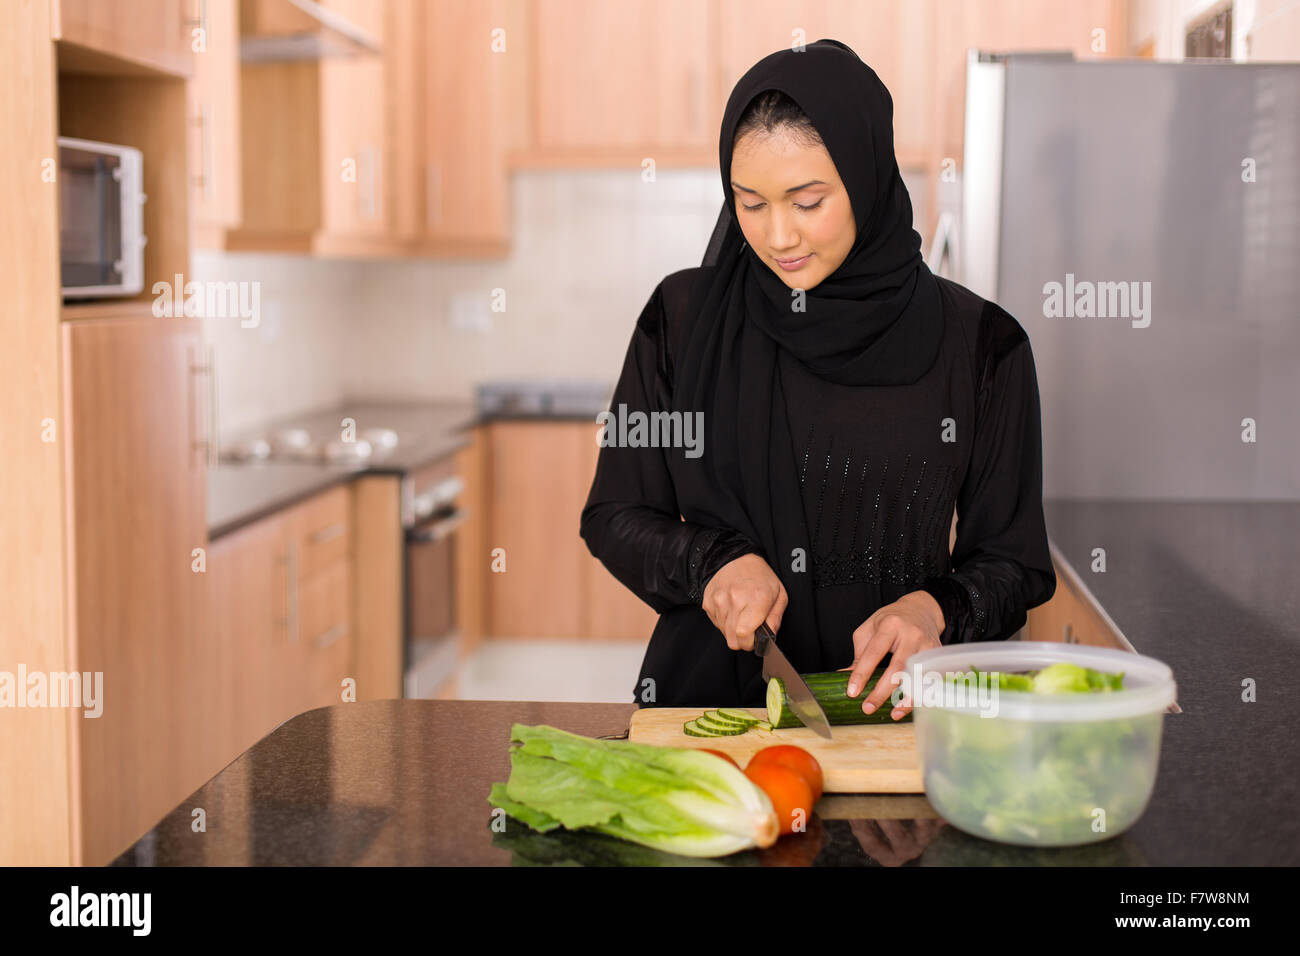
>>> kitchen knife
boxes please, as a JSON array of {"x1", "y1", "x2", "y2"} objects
[{"x1": 752, "y1": 621, "x2": 833, "y2": 739}]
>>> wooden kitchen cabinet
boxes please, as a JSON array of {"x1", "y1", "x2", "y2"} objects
[
  {"x1": 206, "y1": 484, "x2": 357, "y2": 764},
  {"x1": 484, "y1": 421, "x2": 590, "y2": 637},
  {"x1": 62, "y1": 314, "x2": 212, "y2": 867},
  {"x1": 285, "y1": 485, "x2": 355, "y2": 710},
  {"x1": 579, "y1": 422, "x2": 661, "y2": 641},
  {"x1": 418, "y1": 0, "x2": 516, "y2": 252},
  {"x1": 1025, "y1": 553, "x2": 1126, "y2": 649},
  {"x1": 378, "y1": 0, "x2": 516, "y2": 256},
  {"x1": 714, "y1": 0, "x2": 935, "y2": 167},
  {"x1": 479, "y1": 421, "x2": 658, "y2": 641},
  {"x1": 228, "y1": 1, "x2": 394, "y2": 254},
  {"x1": 207, "y1": 513, "x2": 284, "y2": 761},
  {"x1": 526, "y1": 0, "x2": 714, "y2": 163},
  {"x1": 189, "y1": 0, "x2": 243, "y2": 247},
  {"x1": 54, "y1": 0, "x2": 195, "y2": 76}
]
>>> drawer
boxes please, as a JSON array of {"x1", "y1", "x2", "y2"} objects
[
  {"x1": 287, "y1": 485, "x2": 351, "y2": 582},
  {"x1": 301, "y1": 560, "x2": 352, "y2": 709},
  {"x1": 299, "y1": 559, "x2": 351, "y2": 652}
]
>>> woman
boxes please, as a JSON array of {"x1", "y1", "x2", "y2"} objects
[{"x1": 581, "y1": 39, "x2": 1056, "y2": 717}]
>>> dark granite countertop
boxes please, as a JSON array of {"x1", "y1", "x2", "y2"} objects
[
  {"x1": 1039, "y1": 499, "x2": 1300, "y2": 865},
  {"x1": 121, "y1": 500, "x2": 1299, "y2": 865}
]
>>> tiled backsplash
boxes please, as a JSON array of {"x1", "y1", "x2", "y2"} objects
[{"x1": 198, "y1": 167, "x2": 932, "y2": 436}]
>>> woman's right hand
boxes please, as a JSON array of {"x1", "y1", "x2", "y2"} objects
[{"x1": 701, "y1": 553, "x2": 788, "y2": 651}]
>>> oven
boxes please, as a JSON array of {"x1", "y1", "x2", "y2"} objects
[{"x1": 401, "y1": 459, "x2": 466, "y2": 698}]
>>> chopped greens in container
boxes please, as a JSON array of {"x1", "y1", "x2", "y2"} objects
[{"x1": 922, "y1": 662, "x2": 1161, "y2": 845}]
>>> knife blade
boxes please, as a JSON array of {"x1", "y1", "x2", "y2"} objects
[{"x1": 752, "y1": 622, "x2": 832, "y2": 739}]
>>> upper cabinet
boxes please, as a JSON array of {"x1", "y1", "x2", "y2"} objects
[
  {"x1": 417, "y1": 0, "x2": 516, "y2": 254},
  {"x1": 190, "y1": 0, "x2": 243, "y2": 247},
  {"x1": 713, "y1": 0, "x2": 935, "y2": 168},
  {"x1": 525, "y1": 0, "x2": 713, "y2": 163},
  {"x1": 226, "y1": 0, "x2": 392, "y2": 254},
  {"x1": 54, "y1": 0, "x2": 196, "y2": 76}
]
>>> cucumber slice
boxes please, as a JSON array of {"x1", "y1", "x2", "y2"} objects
[
  {"x1": 716, "y1": 708, "x2": 761, "y2": 726},
  {"x1": 754, "y1": 721, "x2": 773, "y2": 731},
  {"x1": 692, "y1": 715, "x2": 748, "y2": 736},
  {"x1": 704, "y1": 710, "x2": 750, "y2": 728},
  {"x1": 683, "y1": 719, "x2": 721, "y2": 737}
]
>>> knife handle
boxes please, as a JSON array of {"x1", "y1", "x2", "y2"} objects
[{"x1": 752, "y1": 621, "x2": 775, "y2": 656}]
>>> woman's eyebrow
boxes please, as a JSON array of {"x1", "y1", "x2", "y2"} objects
[{"x1": 730, "y1": 179, "x2": 828, "y2": 196}]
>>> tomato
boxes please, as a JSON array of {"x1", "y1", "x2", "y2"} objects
[
  {"x1": 698, "y1": 748, "x2": 739, "y2": 768},
  {"x1": 744, "y1": 762, "x2": 815, "y2": 837},
  {"x1": 747, "y1": 745, "x2": 824, "y2": 801}
]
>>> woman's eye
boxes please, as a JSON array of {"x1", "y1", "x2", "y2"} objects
[{"x1": 741, "y1": 200, "x2": 823, "y2": 212}]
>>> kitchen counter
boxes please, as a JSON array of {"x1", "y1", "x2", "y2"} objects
[
  {"x1": 118, "y1": 500, "x2": 1299, "y2": 865},
  {"x1": 1040, "y1": 499, "x2": 1300, "y2": 865},
  {"x1": 209, "y1": 398, "x2": 617, "y2": 539},
  {"x1": 208, "y1": 400, "x2": 478, "y2": 538}
]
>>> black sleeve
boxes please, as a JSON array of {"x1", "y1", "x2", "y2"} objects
[
  {"x1": 919, "y1": 330, "x2": 1057, "y2": 642},
  {"x1": 580, "y1": 281, "x2": 759, "y2": 613}
]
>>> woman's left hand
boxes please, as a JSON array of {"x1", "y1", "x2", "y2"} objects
[{"x1": 843, "y1": 591, "x2": 945, "y2": 720}]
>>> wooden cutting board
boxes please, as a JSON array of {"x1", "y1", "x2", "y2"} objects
[{"x1": 627, "y1": 708, "x2": 923, "y2": 793}]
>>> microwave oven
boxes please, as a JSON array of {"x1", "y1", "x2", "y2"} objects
[{"x1": 58, "y1": 136, "x2": 147, "y2": 299}]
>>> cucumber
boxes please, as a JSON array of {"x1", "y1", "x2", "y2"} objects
[
  {"x1": 767, "y1": 669, "x2": 912, "y2": 729},
  {"x1": 715, "y1": 708, "x2": 761, "y2": 726}
]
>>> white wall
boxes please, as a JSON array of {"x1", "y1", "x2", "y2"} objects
[{"x1": 198, "y1": 165, "x2": 934, "y2": 434}]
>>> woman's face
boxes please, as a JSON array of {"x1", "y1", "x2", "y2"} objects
[{"x1": 730, "y1": 126, "x2": 856, "y2": 291}]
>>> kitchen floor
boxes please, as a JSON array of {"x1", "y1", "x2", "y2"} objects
[{"x1": 443, "y1": 639, "x2": 647, "y2": 703}]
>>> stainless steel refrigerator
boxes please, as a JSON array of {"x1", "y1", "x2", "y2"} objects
[{"x1": 959, "y1": 51, "x2": 1300, "y2": 500}]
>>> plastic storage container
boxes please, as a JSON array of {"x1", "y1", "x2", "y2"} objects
[{"x1": 908, "y1": 642, "x2": 1177, "y2": 847}]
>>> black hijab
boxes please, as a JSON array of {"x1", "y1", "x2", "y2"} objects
[{"x1": 671, "y1": 39, "x2": 944, "y2": 701}]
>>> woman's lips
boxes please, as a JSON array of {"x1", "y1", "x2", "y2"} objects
[{"x1": 774, "y1": 253, "x2": 812, "y2": 272}]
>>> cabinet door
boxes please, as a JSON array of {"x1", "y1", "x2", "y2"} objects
[
  {"x1": 208, "y1": 514, "x2": 283, "y2": 762},
  {"x1": 714, "y1": 1, "x2": 929, "y2": 163},
  {"x1": 532, "y1": 0, "x2": 712, "y2": 153},
  {"x1": 319, "y1": 0, "x2": 387, "y2": 241},
  {"x1": 63, "y1": 315, "x2": 209, "y2": 866},
  {"x1": 485, "y1": 422, "x2": 590, "y2": 638},
  {"x1": 421, "y1": 0, "x2": 515, "y2": 246},
  {"x1": 579, "y1": 422, "x2": 659, "y2": 641},
  {"x1": 56, "y1": 0, "x2": 194, "y2": 76},
  {"x1": 189, "y1": 0, "x2": 242, "y2": 242},
  {"x1": 384, "y1": 0, "x2": 426, "y2": 244}
]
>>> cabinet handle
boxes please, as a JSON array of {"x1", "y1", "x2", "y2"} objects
[
  {"x1": 200, "y1": 102, "x2": 214, "y2": 202},
  {"x1": 425, "y1": 162, "x2": 442, "y2": 231},
  {"x1": 313, "y1": 623, "x2": 347, "y2": 650},
  {"x1": 310, "y1": 522, "x2": 346, "y2": 544},
  {"x1": 184, "y1": 0, "x2": 208, "y2": 34},
  {"x1": 206, "y1": 344, "x2": 219, "y2": 467},
  {"x1": 189, "y1": 345, "x2": 215, "y2": 468}
]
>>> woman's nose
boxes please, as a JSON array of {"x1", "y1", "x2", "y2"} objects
[{"x1": 767, "y1": 209, "x2": 800, "y2": 250}]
